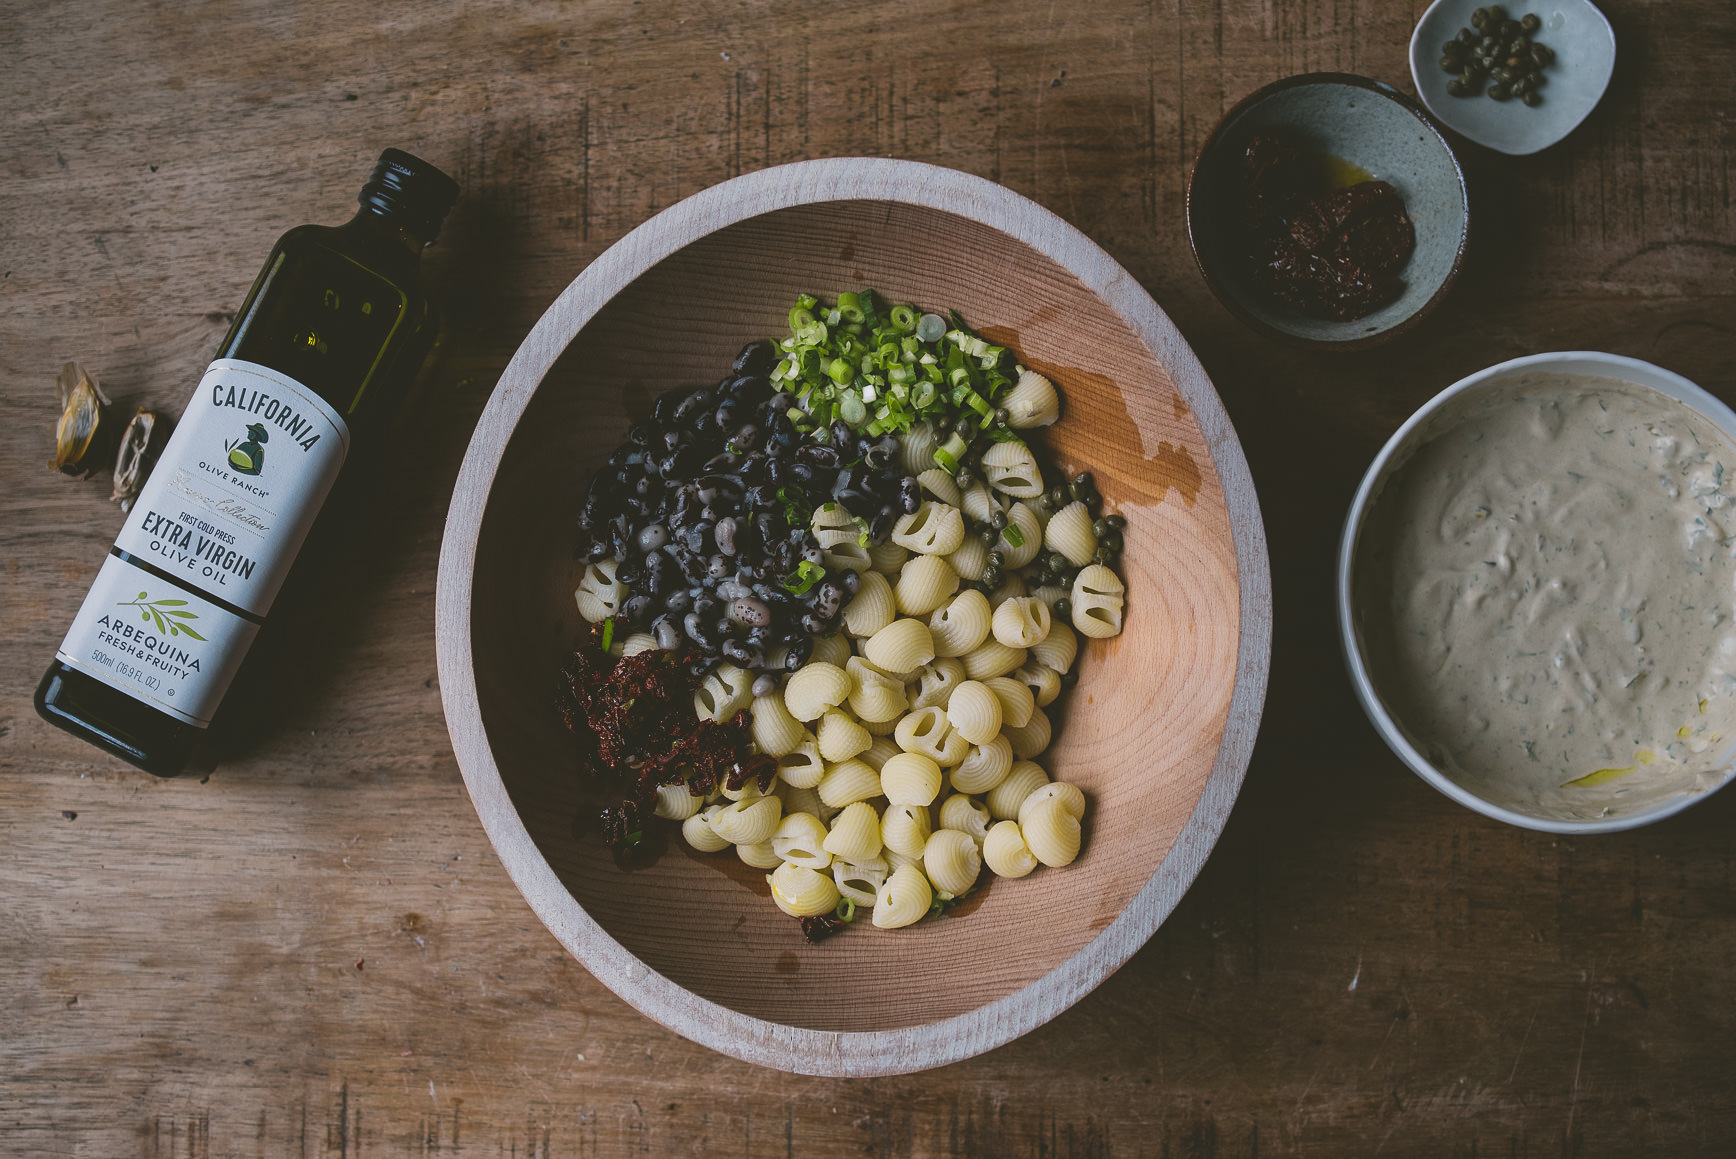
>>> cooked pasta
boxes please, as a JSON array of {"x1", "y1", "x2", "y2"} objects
[
  {"x1": 1005, "y1": 707, "x2": 1052, "y2": 759},
  {"x1": 710, "y1": 795, "x2": 783, "y2": 845},
  {"x1": 981, "y1": 440, "x2": 1045, "y2": 498},
  {"x1": 811, "y1": 502, "x2": 856, "y2": 533},
  {"x1": 682, "y1": 806, "x2": 731, "y2": 853},
  {"x1": 736, "y1": 840, "x2": 784, "y2": 869},
  {"x1": 863, "y1": 617, "x2": 936, "y2": 675},
  {"x1": 771, "y1": 811, "x2": 833, "y2": 870},
  {"x1": 894, "y1": 553, "x2": 959, "y2": 616},
  {"x1": 751, "y1": 692, "x2": 807, "y2": 757},
  {"x1": 816, "y1": 710, "x2": 871, "y2": 762},
  {"x1": 821, "y1": 800, "x2": 883, "y2": 863},
  {"x1": 1070, "y1": 564, "x2": 1126, "y2": 639},
  {"x1": 808, "y1": 633, "x2": 854, "y2": 669},
  {"x1": 884, "y1": 847, "x2": 923, "y2": 873},
  {"x1": 859, "y1": 714, "x2": 899, "y2": 737},
  {"x1": 619, "y1": 631, "x2": 659, "y2": 657},
  {"x1": 923, "y1": 829, "x2": 983, "y2": 896},
  {"x1": 1019, "y1": 796, "x2": 1083, "y2": 867},
  {"x1": 1029, "y1": 621, "x2": 1078, "y2": 674},
  {"x1": 833, "y1": 855, "x2": 889, "y2": 908},
  {"x1": 891, "y1": 501, "x2": 966, "y2": 556},
  {"x1": 867, "y1": 538, "x2": 910, "y2": 575},
  {"x1": 823, "y1": 540, "x2": 872, "y2": 573},
  {"x1": 961, "y1": 638, "x2": 1026, "y2": 680},
  {"x1": 945, "y1": 535, "x2": 990, "y2": 583},
  {"x1": 1044, "y1": 501, "x2": 1098, "y2": 567},
  {"x1": 949, "y1": 732, "x2": 1013, "y2": 794},
  {"x1": 911, "y1": 656, "x2": 967, "y2": 709},
  {"x1": 946, "y1": 680, "x2": 1004, "y2": 746},
  {"x1": 775, "y1": 731, "x2": 826, "y2": 788},
  {"x1": 880, "y1": 752, "x2": 944, "y2": 806},
  {"x1": 842, "y1": 569, "x2": 897, "y2": 637},
  {"x1": 1018, "y1": 780, "x2": 1087, "y2": 825},
  {"x1": 960, "y1": 483, "x2": 1000, "y2": 526},
  {"x1": 894, "y1": 705, "x2": 970, "y2": 766},
  {"x1": 985, "y1": 759, "x2": 1050, "y2": 821},
  {"x1": 653, "y1": 782, "x2": 708, "y2": 821},
  {"x1": 900, "y1": 422, "x2": 939, "y2": 476},
  {"x1": 929, "y1": 589, "x2": 992, "y2": 658},
  {"x1": 1003, "y1": 368, "x2": 1061, "y2": 428},
  {"x1": 991, "y1": 596, "x2": 1052, "y2": 650},
  {"x1": 880, "y1": 803, "x2": 933, "y2": 858},
  {"x1": 768, "y1": 862, "x2": 842, "y2": 917},
  {"x1": 778, "y1": 782, "x2": 826, "y2": 822},
  {"x1": 938, "y1": 793, "x2": 992, "y2": 844},
  {"x1": 845, "y1": 656, "x2": 908, "y2": 722},
  {"x1": 997, "y1": 502, "x2": 1043, "y2": 569},
  {"x1": 982, "y1": 820, "x2": 1039, "y2": 878},
  {"x1": 982, "y1": 675, "x2": 1036, "y2": 729},
  {"x1": 859, "y1": 734, "x2": 902, "y2": 772},
  {"x1": 817, "y1": 758, "x2": 882, "y2": 808},
  {"x1": 916, "y1": 467, "x2": 963, "y2": 508},
  {"x1": 694, "y1": 663, "x2": 754, "y2": 723},
  {"x1": 783, "y1": 661, "x2": 851, "y2": 721},
  {"x1": 871, "y1": 864, "x2": 933, "y2": 929},
  {"x1": 573, "y1": 559, "x2": 627, "y2": 622}
]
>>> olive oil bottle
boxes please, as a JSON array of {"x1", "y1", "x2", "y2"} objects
[{"x1": 35, "y1": 149, "x2": 459, "y2": 776}]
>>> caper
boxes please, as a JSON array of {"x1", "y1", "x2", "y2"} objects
[
  {"x1": 1521, "y1": 90, "x2": 1543, "y2": 106},
  {"x1": 954, "y1": 468, "x2": 973, "y2": 487},
  {"x1": 1471, "y1": 6, "x2": 1489, "y2": 28},
  {"x1": 1053, "y1": 597, "x2": 1072, "y2": 620},
  {"x1": 1528, "y1": 69, "x2": 1546, "y2": 86},
  {"x1": 1486, "y1": 5, "x2": 1507, "y2": 22},
  {"x1": 1094, "y1": 545, "x2": 1117, "y2": 566},
  {"x1": 1067, "y1": 480, "x2": 1086, "y2": 501},
  {"x1": 995, "y1": 407, "x2": 1011, "y2": 424},
  {"x1": 1440, "y1": 54, "x2": 1461, "y2": 72},
  {"x1": 1530, "y1": 43, "x2": 1553, "y2": 66},
  {"x1": 1521, "y1": 11, "x2": 1541, "y2": 32},
  {"x1": 1488, "y1": 83, "x2": 1512, "y2": 100},
  {"x1": 981, "y1": 565, "x2": 1003, "y2": 589},
  {"x1": 1505, "y1": 54, "x2": 1524, "y2": 68},
  {"x1": 1082, "y1": 488, "x2": 1102, "y2": 511},
  {"x1": 1047, "y1": 485, "x2": 1068, "y2": 507},
  {"x1": 1104, "y1": 514, "x2": 1126, "y2": 530},
  {"x1": 1497, "y1": 66, "x2": 1520, "y2": 83},
  {"x1": 931, "y1": 415, "x2": 952, "y2": 436},
  {"x1": 980, "y1": 528, "x2": 999, "y2": 548},
  {"x1": 990, "y1": 509, "x2": 1008, "y2": 530},
  {"x1": 1510, "y1": 76, "x2": 1531, "y2": 95},
  {"x1": 1499, "y1": 18, "x2": 1521, "y2": 37},
  {"x1": 1458, "y1": 27, "x2": 1478, "y2": 44},
  {"x1": 1446, "y1": 79, "x2": 1472, "y2": 97},
  {"x1": 1092, "y1": 518, "x2": 1111, "y2": 537},
  {"x1": 1048, "y1": 552, "x2": 1068, "y2": 573},
  {"x1": 1099, "y1": 530, "x2": 1123, "y2": 552},
  {"x1": 986, "y1": 549, "x2": 1005, "y2": 567},
  {"x1": 1442, "y1": 40, "x2": 1463, "y2": 56},
  {"x1": 1071, "y1": 471, "x2": 1094, "y2": 488}
]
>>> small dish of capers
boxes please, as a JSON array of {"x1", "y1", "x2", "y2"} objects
[{"x1": 1408, "y1": 0, "x2": 1616, "y2": 156}]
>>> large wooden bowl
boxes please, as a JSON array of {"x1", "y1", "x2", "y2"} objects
[{"x1": 436, "y1": 158, "x2": 1271, "y2": 1075}]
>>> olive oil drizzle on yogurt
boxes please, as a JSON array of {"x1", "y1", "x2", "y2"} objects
[{"x1": 1357, "y1": 374, "x2": 1736, "y2": 820}]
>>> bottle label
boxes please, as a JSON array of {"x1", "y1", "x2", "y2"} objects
[
  {"x1": 55, "y1": 556, "x2": 260, "y2": 726},
  {"x1": 111, "y1": 358, "x2": 351, "y2": 616},
  {"x1": 55, "y1": 358, "x2": 349, "y2": 726}
]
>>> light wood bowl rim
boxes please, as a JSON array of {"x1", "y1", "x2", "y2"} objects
[{"x1": 435, "y1": 157, "x2": 1273, "y2": 1076}]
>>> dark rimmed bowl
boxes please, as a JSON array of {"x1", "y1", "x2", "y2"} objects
[{"x1": 1186, "y1": 72, "x2": 1470, "y2": 351}]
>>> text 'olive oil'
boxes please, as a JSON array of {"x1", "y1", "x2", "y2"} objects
[{"x1": 36, "y1": 149, "x2": 459, "y2": 776}]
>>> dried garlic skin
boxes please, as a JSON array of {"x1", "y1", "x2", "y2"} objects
[
  {"x1": 53, "y1": 360, "x2": 112, "y2": 476},
  {"x1": 110, "y1": 409, "x2": 167, "y2": 511}
]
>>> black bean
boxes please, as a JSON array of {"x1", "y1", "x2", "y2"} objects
[
  {"x1": 731, "y1": 597, "x2": 771, "y2": 627},
  {"x1": 714, "y1": 516, "x2": 739, "y2": 555},
  {"x1": 871, "y1": 505, "x2": 901, "y2": 542},
  {"x1": 1054, "y1": 597, "x2": 1073, "y2": 619},
  {"x1": 839, "y1": 569, "x2": 861, "y2": 596},
  {"x1": 898, "y1": 475, "x2": 921, "y2": 514},
  {"x1": 800, "y1": 610, "x2": 829, "y2": 635},
  {"x1": 1521, "y1": 90, "x2": 1542, "y2": 106},
  {"x1": 751, "y1": 673, "x2": 778, "y2": 698},
  {"x1": 621, "y1": 594, "x2": 652, "y2": 623},
  {"x1": 683, "y1": 522, "x2": 712, "y2": 553},
  {"x1": 707, "y1": 555, "x2": 731, "y2": 580},
  {"x1": 797, "y1": 443, "x2": 842, "y2": 469}
]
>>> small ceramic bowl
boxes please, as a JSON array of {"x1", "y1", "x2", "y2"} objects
[
  {"x1": 1187, "y1": 73, "x2": 1469, "y2": 351},
  {"x1": 1409, "y1": 0, "x2": 1616, "y2": 155},
  {"x1": 1338, "y1": 351, "x2": 1736, "y2": 834}
]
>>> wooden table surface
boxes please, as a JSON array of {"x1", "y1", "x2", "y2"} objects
[{"x1": 4, "y1": 1, "x2": 1733, "y2": 1154}]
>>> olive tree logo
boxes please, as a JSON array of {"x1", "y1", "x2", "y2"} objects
[{"x1": 118, "y1": 592, "x2": 206, "y2": 640}]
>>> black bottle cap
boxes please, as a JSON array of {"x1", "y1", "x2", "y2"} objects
[{"x1": 358, "y1": 148, "x2": 460, "y2": 242}]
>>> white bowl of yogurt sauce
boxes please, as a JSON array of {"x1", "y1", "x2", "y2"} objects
[{"x1": 1340, "y1": 351, "x2": 1736, "y2": 832}]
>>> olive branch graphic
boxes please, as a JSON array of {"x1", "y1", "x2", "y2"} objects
[{"x1": 117, "y1": 591, "x2": 207, "y2": 641}]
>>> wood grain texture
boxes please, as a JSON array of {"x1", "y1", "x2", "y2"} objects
[{"x1": 2, "y1": 0, "x2": 1734, "y2": 1152}]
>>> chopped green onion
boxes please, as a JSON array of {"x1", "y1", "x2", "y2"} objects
[
  {"x1": 888, "y1": 304, "x2": 918, "y2": 333},
  {"x1": 916, "y1": 313, "x2": 947, "y2": 343},
  {"x1": 600, "y1": 617, "x2": 616, "y2": 653},
  {"x1": 835, "y1": 897, "x2": 857, "y2": 922},
  {"x1": 783, "y1": 559, "x2": 826, "y2": 595},
  {"x1": 1002, "y1": 525, "x2": 1025, "y2": 549}
]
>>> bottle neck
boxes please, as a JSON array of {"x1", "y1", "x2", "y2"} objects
[{"x1": 343, "y1": 207, "x2": 432, "y2": 257}]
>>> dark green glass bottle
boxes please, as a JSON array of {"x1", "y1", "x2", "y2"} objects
[{"x1": 36, "y1": 149, "x2": 459, "y2": 776}]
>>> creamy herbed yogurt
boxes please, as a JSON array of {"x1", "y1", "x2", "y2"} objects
[{"x1": 1355, "y1": 373, "x2": 1736, "y2": 820}]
